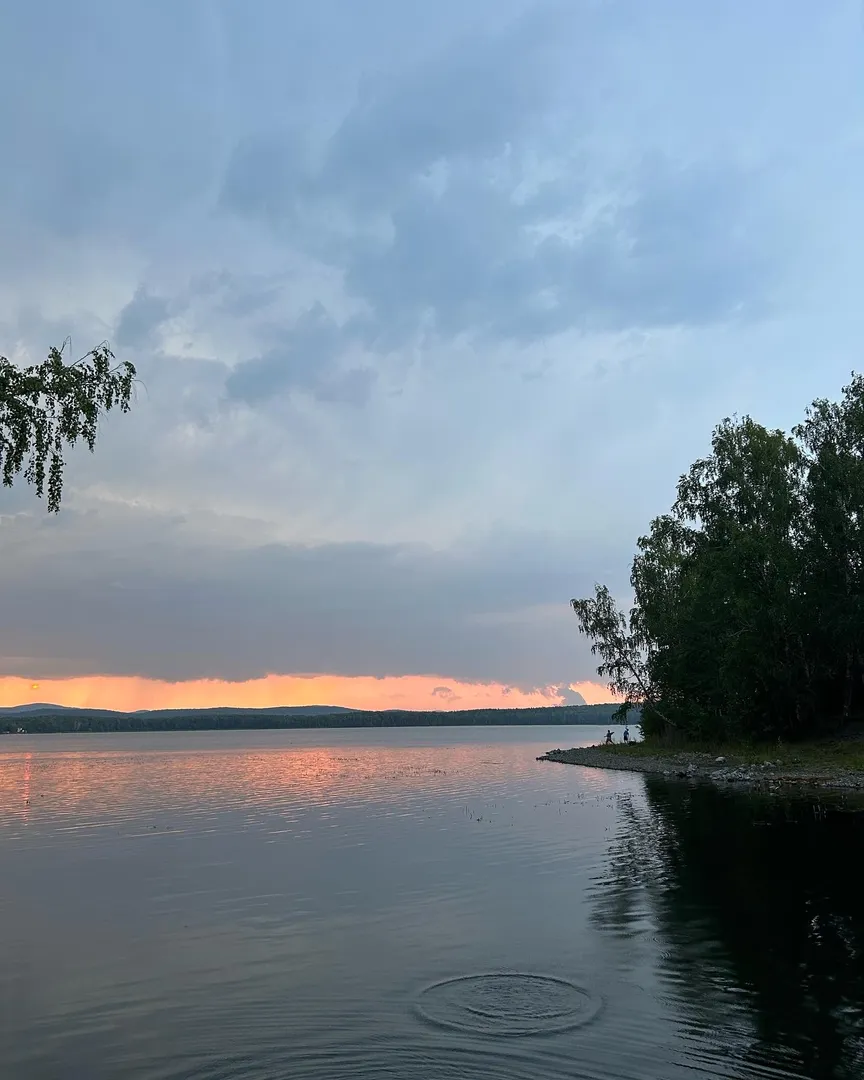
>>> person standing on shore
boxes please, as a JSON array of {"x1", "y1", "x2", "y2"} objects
[{"x1": 605, "y1": 729, "x2": 614, "y2": 744}]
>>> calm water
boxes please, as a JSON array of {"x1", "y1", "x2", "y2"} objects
[{"x1": 1, "y1": 725, "x2": 863, "y2": 1080}]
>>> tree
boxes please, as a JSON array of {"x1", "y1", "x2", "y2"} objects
[
  {"x1": 570, "y1": 583, "x2": 664, "y2": 725},
  {"x1": 643, "y1": 416, "x2": 807, "y2": 739},
  {"x1": 571, "y1": 386, "x2": 864, "y2": 743},
  {"x1": 0, "y1": 342, "x2": 136, "y2": 512},
  {"x1": 794, "y1": 375, "x2": 864, "y2": 722}
]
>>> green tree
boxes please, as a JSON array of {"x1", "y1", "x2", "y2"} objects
[
  {"x1": 571, "y1": 402, "x2": 849, "y2": 742},
  {"x1": 0, "y1": 342, "x2": 136, "y2": 512},
  {"x1": 652, "y1": 416, "x2": 806, "y2": 739},
  {"x1": 570, "y1": 583, "x2": 666, "y2": 725},
  {"x1": 795, "y1": 375, "x2": 864, "y2": 722}
]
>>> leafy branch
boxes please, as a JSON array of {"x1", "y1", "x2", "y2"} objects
[
  {"x1": 570, "y1": 584, "x2": 670, "y2": 724},
  {"x1": 0, "y1": 341, "x2": 136, "y2": 512}
]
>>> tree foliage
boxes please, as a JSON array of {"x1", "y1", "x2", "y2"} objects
[
  {"x1": 0, "y1": 342, "x2": 136, "y2": 511},
  {"x1": 573, "y1": 374, "x2": 864, "y2": 741},
  {"x1": 570, "y1": 585, "x2": 658, "y2": 723}
]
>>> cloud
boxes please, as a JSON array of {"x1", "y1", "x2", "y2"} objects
[
  {"x1": 0, "y1": 503, "x2": 620, "y2": 686},
  {"x1": 2, "y1": 0, "x2": 864, "y2": 702},
  {"x1": 317, "y1": 6, "x2": 571, "y2": 205},
  {"x1": 218, "y1": 2, "x2": 793, "y2": 369},
  {"x1": 225, "y1": 303, "x2": 376, "y2": 405},
  {"x1": 115, "y1": 287, "x2": 175, "y2": 349},
  {"x1": 556, "y1": 685, "x2": 588, "y2": 707},
  {"x1": 220, "y1": 4, "x2": 569, "y2": 218},
  {"x1": 336, "y1": 156, "x2": 778, "y2": 347}
]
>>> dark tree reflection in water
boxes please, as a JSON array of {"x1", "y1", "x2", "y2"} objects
[{"x1": 594, "y1": 779, "x2": 864, "y2": 1079}]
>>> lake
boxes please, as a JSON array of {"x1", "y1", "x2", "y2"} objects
[{"x1": 1, "y1": 725, "x2": 862, "y2": 1079}]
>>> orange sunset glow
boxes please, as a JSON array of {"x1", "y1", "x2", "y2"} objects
[{"x1": 0, "y1": 674, "x2": 613, "y2": 713}]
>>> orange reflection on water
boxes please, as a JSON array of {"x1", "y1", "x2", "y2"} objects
[
  {"x1": 0, "y1": 738, "x2": 546, "y2": 828},
  {"x1": 22, "y1": 752, "x2": 31, "y2": 824}
]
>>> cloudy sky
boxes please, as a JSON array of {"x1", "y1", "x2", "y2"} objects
[{"x1": 1, "y1": 0, "x2": 863, "y2": 712}]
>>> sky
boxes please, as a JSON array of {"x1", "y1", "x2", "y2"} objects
[{"x1": 1, "y1": 1, "x2": 864, "y2": 713}]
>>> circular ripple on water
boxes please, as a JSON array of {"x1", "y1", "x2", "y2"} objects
[{"x1": 415, "y1": 972, "x2": 602, "y2": 1037}]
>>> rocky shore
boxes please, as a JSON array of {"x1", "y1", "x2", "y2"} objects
[{"x1": 538, "y1": 744, "x2": 864, "y2": 791}]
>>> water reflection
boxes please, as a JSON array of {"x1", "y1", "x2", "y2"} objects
[
  {"x1": 0, "y1": 730, "x2": 618, "y2": 843},
  {"x1": 594, "y1": 779, "x2": 864, "y2": 1079},
  {"x1": 21, "y1": 751, "x2": 31, "y2": 825},
  {"x1": 4, "y1": 729, "x2": 863, "y2": 1079}
]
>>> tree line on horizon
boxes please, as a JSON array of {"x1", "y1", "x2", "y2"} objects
[
  {"x1": 573, "y1": 374, "x2": 864, "y2": 743},
  {"x1": 1, "y1": 702, "x2": 626, "y2": 735}
]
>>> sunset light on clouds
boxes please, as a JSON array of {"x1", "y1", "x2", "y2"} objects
[{"x1": 0, "y1": 675, "x2": 612, "y2": 713}]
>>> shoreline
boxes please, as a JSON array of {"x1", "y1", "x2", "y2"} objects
[{"x1": 538, "y1": 743, "x2": 864, "y2": 791}]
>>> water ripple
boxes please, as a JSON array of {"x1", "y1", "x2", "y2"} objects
[
  {"x1": 416, "y1": 972, "x2": 602, "y2": 1037},
  {"x1": 0, "y1": 727, "x2": 828, "y2": 1079}
]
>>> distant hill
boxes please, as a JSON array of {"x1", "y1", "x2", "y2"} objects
[
  {"x1": 0, "y1": 703, "x2": 353, "y2": 718},
  {"x1": 0, "y1": 702, "x2": 101, "y2": 715},
  {"x1": 134, "y1": 705, "x2": 354, "y2": 719},
  {"x1": 0, "y1": 701, "x2": 628, "y2": 734}
]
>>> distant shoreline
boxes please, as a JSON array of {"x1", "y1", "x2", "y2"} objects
[
  {"x1": 538, "y1": 741, "x2": 864, "y2": 792},
  {"x1": 0, "y1": 703, "x2": 625, "y2": 735}
]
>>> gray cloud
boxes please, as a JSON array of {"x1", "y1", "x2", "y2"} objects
[
  {"x1": 531, "y1": 159, "x2": 779, "y2": 332},
  {"x1": 2, "y1": 0, "x2": 864, "y2": 696},
  {"x1": 316, "y1": 6, "x2": 573, "y2": 208},
  {"x1": 219, "y1": 9, "x2": 785, "y2": 383},
  {"x1": 346, "y1": 157, "x2": 778, "y2": 345},
  {"x1": 225, "y1": 303, "x2": 376, "y2": 405},
  {"x1": 220, "y1": 5, "x2": 571, "y2": 219},
  {"x1": 115, "y1": 288, "x2": 174, "y2": 349},
  {"x1": 557, "y1": 686, "x2": 588, "y2": 707},
  {"x1": 0, "y1": 507, "x2": 619, "y2": 686}
]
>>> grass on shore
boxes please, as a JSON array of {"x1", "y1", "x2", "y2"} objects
[{"x1": 594, "y1": 737, "x2": 864, "y2": 772}]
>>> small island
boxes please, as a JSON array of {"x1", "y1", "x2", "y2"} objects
[{"x1": 544, "y1": 375, "x2": 864, "y2": 794}]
